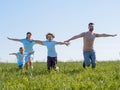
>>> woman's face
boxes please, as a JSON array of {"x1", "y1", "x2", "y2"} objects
[{"x1": 26, "y1": 34, "x2": 31, "y2": 40}]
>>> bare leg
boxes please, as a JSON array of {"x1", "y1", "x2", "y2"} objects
[
  {"x1": 25, "y1": 62, "x2": 29, "y2": 70},
  {"x1": 29, "y1": 57, "x2": 33, "y2": 69}
]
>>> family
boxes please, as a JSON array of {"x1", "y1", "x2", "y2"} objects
[{"x1": 7, "y1": 22, "x2": 117, "y2": 71}]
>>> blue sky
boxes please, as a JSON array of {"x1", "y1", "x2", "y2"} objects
[{"x1": 0, "y1": 0, "x2": 120, "y2": 62}]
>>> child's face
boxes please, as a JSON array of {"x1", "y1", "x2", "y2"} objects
[
  {"x1": 19, "y1": 48, "x2": 24, "y2": 53},
  {"x1": 47, "y1": 35, "x2": 54, "y2": 41}
]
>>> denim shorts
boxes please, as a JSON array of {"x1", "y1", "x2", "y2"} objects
[
  {"x1": 83, "y1": 50, "x2": 96, "y2": 67},
  {"x1": 25, "y1": 53, "x2": 34, "y2": 63}
]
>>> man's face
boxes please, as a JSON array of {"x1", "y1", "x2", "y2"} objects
[{"x1": 89, "y1": 24, "x2": 94, "y2": 32}]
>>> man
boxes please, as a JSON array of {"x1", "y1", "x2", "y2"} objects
[{"x1": 65, "y1": 22, "x2": 117, "y2": 69}]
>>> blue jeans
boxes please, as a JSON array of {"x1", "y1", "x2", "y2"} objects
[{"x1": 83, "y1": 50, "x2": 96, "y2": 68}]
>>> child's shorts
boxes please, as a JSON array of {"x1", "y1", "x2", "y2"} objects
[{"x1": 18, "y1": 64, "x2": 24, "y2": 69}]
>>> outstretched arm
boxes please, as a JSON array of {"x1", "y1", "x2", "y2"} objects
[
  {"x1": 7, "y1": 37, "x2": 21, "y2": 42},
  {"x1": 28, "y1": 51, "x2": 35, "y2": 54},
  {"x1": 64, "y1": 33, "x2": 84, "y2": 42},
  {"x1": 32, "y1": 40, "x2": 45, "y2": 45},
  {"x1": 56, "y1": 42, "x2": 69, "y2": 46},
  {"x1": 96, "y1": 34, "x2": 117, "y2": 37},
  {"x1": 9, "y1": 53, "x2": 16, "y2": 55}
]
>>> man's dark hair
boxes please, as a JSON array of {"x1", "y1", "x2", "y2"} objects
[{"x1": 88, "y1": 22, "x2": 94, "y2": 26}]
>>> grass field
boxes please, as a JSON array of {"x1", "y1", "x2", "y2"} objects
[{"x1": 0, "y1": 61, "x2": 120, "y2": 90}]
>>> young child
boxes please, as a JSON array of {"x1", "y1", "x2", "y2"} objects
[
  {"x1": 32, "y1": 33, "x2": 69, "y2": 71},
  {"x1": 9, "y1": 47, "x2": 25, "y2": 70},
  {"x1": 9, "y1": 47, "x2": 34, "y2": 71}
]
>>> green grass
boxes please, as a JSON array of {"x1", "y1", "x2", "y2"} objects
[{"x1": 0, "y1": 61, "x2": 120, "y2": 90}]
